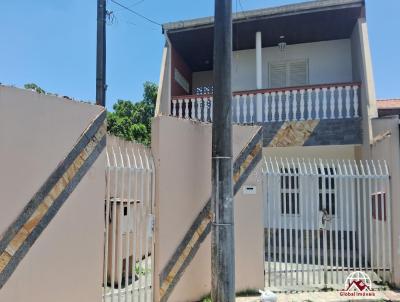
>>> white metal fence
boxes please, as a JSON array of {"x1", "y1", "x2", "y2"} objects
[
  {"x1": 262, "y1": 158, "x2": 392, "y2": 290},
  {"x1": 104, "y1": 137, "x2": 155, "y2": 302},
  {"x1": 170, "y1": 83, "x2": 359, "y2": 123}
]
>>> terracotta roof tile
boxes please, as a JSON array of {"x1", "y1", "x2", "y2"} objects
[{"x1": 377, "y1": 99, "x2": 400, "y2": 109}]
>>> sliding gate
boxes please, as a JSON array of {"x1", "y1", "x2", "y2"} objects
[
  {"x1": 263, "y1": 158, "x2": 392, "y2": 290},
  {"x1": 103, "y1": 137, "x2": 155, "y2": 302}
]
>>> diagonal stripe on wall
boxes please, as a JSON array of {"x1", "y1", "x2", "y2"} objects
[
  {"x1": 0, "y1": 110, "x2": 107, "y2": 289},
  {"x1": 267, "y1": 120, "x2": 319, "y2": 147},
  {"x1": 159, "y1": 128, "x2": 263, "y2": 302}
]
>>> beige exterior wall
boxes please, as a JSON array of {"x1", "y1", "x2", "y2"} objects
[
  {"x1": 155, "y1": 46, "x2": 171, "y2": 116},
  {"x1": 152, "y1": 116, "x2": 264, "y2": 302},
  {"x1": 0, "y1": 86, "x2": 105, "y2": 302},
  {"x1": 264, "y1": 145, "x2": 358, "y2": 160},
  {"x1": 370, "y1": 116, "x2": 400, "y2": 287},
  {"x1": 351, "y1": 17, "x2": 378, "y2": 159}
]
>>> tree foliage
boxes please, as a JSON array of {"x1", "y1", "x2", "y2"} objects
[
  {"x1": 107, "y1": 81, "x2": 157, "y2": 145},
  {"x1": 24, "y1": 83, "x2": 46, "y2": 94}
]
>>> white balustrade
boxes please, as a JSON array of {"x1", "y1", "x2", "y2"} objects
[
  {"x1": 264, "y1": 92, "x2": 270, "y2": 122},
  {"x1": 337, "y1": 86, "x2": 343, "y2": 119},
  {"x1": 315, "y1": 88, "x2": 320, "y2": 120},
  {"x1": 345, "y1": 86, "x2": 351, "y2": 118},
  {"x1": 243, "y1": 94, "x2": 248, "y2": 123},
  {"x1": 256, "y1": 93, "x2": 263, "y2": 122},
  {"x1": 322, "y1": 88, "x2": 328, "y2": 119},
  {"x1": 353, "y1": 85, "x2": 359, "y2": 117},
  {"x1": 184, "y1": 99, "x2": 189, "y2": 119},
  {"x1": 271, "y1": 92, "x2": 276, "y2": 122},
  {"x1": 172, "y1": 99, "x2": 177, "y2": 117},
  {"x1": 292, "y1": 90, "x2": 298, "y2": 121},
  {"x1": 178, "y1": 99, "x2": 183, "y2": 118},
  {"x1": 203, "y1": 98, "x2": 208, "y2": 121},
  {"x1": 196, "y1": 97, "x2": 202, "y2": 120},
  {"x1": 307, "y1": 89, "x2": 313, "y2": 120},
  {"x1": 169, "y1": 83, "x2": 361, "y2": 124},
  {"x1": 249, "y1": 94, "x2": 254, "y2": 123},
  {"x1": 235, "y1": 95, "x2": 240, "y2": 123},
  {"x1": 300, "y1": 89, "x2": 305, "y2": 121},
  {"x1": 330, "y1": 87, "x2": 336, "y2": 119},
  {"x1": 285, "y1": 91, "x2": 290, "y2": 121},
  {"x1": 277, "y1": 91, "x2": 283, "y2": 122}
]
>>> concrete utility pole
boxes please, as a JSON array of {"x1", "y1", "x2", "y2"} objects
[
  {"x1": 211, "y1": 0, "x2": 234, "y2": 301},
  {"x1": 96, "y1": 0, "x2": 106, "y2": 107}
]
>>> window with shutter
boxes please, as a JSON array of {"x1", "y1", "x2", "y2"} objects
[
  {"x1": 289, "y1": 60, "x2": 308, "y2": 86},
  {"x1": 269, "y1": 62, "x2": 287, "y2": 88},
  {"x1": 268, "y1": 59, "x2": 308, "y2": 88}
]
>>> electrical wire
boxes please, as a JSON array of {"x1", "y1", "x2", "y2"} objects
[{"x1": 110, "y1": 0, "x2": 161, "y2": 26}]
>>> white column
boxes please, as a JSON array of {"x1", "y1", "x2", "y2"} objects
[{"x1": 256, "y1": 31, "x2": 263, "y2": 122}]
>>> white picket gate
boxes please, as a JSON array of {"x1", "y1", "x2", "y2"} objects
[
  {"x1": 103, "y1": 137, "x2": 155, "y2": 302},
  {"x1": 262, "y1": 158, "x2": 392, "y2": 291}
]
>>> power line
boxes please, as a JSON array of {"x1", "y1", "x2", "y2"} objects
[
  {"x1": 110, "y1": 0, "x2": 161, "y2": 26},
  {"x1": 238, "y1": 0, "x2": 247, "y2": 18},
  {"x1": 112, "y1": 0, "x2": 145, "y2": 13}
]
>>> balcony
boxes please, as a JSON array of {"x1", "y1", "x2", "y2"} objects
[{"x1": 170, "y1": 82, "x2": 360, "y2": 124}]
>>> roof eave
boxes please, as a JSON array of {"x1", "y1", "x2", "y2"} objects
[{"x1": 162, "y1": 0, "x2": 364, "y2": 33}]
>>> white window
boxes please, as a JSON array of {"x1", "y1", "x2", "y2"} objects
[{"x1": 268, "y1": 59, "x2": 309, "y2": 88}]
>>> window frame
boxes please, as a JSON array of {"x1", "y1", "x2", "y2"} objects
[{"x1": 268, "y1": 58, "x2": 309, "y2": 89}]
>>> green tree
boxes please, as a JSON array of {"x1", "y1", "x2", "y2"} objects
[
  {"x1": 107, "y1": 81, "x2": 157, "y2": 145},
  {"x1": 24, "y1": 83, "x2": 46, "y2": 94}
]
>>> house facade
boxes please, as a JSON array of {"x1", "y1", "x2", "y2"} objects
[
  {"x1": 156, "y1": 0, "x2": 377, "y2": 156},
  {"x1": 152, "y1": 0, "x2": 400, "y2": 301}
]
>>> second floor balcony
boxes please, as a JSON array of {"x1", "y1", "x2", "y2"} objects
[
  {"x1": 170, "y1": 82, "x2": 360, "y2": 124},
  {"x1": 158, "y1": 0, "x2": 369, "y2": 147}
]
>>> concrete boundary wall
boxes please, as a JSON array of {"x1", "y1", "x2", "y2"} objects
[
  {"x1": 370, "y1": 116, "x2": 400, "y2": 287},
  {"x1": 0, "y1": 86, "x2": 105, "y2": 302},
  {"x1": 152, "y1": 116, "x2": 265, "y2": 302}
]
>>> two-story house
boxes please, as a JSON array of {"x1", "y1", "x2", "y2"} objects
[{"x1": 151, "y1": 0, "x2": 400, "y2": 300}]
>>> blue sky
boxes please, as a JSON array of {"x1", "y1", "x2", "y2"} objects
[{"x1": 1, "y1": 0, "x2": 399, "y2": 111}]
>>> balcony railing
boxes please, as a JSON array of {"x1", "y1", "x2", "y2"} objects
[{"x1": 170, "y1": 82, "x2": 360, "y2": 123}]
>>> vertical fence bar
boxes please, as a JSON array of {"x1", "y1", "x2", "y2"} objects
[
  {"x1": 111, "y1": 148, "x2": 118, "y2": 302},
  {"x1": 348, "y1": 161, "x2": 357, "y2": 276},
  {"x1": 286, "y1": 158, "x2": 294, "y2": 287},
  {"x1": 366, "y1": 161, "x2": 374, "y2": 278},
  {"x1": 328, "y1": 161, "x2": 334, "y2": 285},
  {"x1": 384, "y1": 161, "x2": 392, "y2": 283},
  {"x1": 125, "y1": 149, "x2": 132, "y2": 302},
  {"x1": 354, "y1": 161, "x2": 362, "y2": 274},
  {"x1": 336, "y1": 160, "x2": 345, "y2": 284},
  {"x1": 378, "y1": 161, "x2": 386, "y2": 282},
  {"x1": 291, "y1": 159, "x2": 299, "y2": 286},
  {"x1": 342, "y1": 161, "x2": 351, "y2": 278},
  {"x1": 104, "y1": 152, "x2": 112, "y2": 301},
  {"x1": 372, "y1": 161, "x2": 380, "y2": 278},
  {"x1": 274, "y1": 159, "x2": 282, "y2": 287},
  {"x1": 331, "y1": 161, "x2": 339, "y2": 284},
  {"x1": 377, "y1": 161, "x2": 387, "y2": 282},
  {"x1": 281, "y1": 158, "x2": 288, "y2": 287},
  {"x1": 359, "y1": 161, "x2": 368, "y2": 276},
  {"x1": 117, "y1": 148, "x2": 124, "y2": 301}
]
